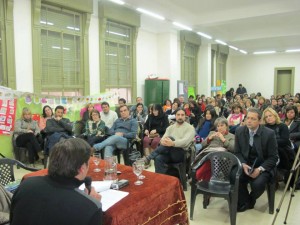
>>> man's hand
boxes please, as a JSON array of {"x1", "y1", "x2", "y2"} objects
[
  {"x1": 161, "y1": 137, "x2": 174, "y2": 147},
  {"x1": 115, "y1": 132, "x2": 124, "y2": 136},
  {"x1": 249, "y1": 168, "x2": 260, "y2": 179},
  {"x1": 242, "y1": 163, "x2": 251, "y2": 176},
  {"x1": 85, "y1": 187, "x2": 101, "y2": 201},
  {"x1": 144, "y1": 129, "x2": 149, "y2": 135}
]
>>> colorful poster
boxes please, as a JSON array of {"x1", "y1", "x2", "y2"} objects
[{"x1": 0, "y1": 99, "x2": 17, "y2": 135}]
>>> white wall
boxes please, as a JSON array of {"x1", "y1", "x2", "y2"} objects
[
  {"x1": 198, "y1": 44, "x2": 211, "y2": 96},
  {"x1": 227, "y1": 53, "x2": 300, "y2": 97},
  {"x1": 14, "y1": 0, "x2": 33, "y2": 92},
  {"x1": 136, "y1": 29, "x2": 158, "y2": 99},
  {"x1": 89, "y1": 0, "x2": 100, "y2": 95}
]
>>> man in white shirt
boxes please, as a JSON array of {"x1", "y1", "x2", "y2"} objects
[{"x1": 100, "y1": 102, "x2": 118, "y2": 129}]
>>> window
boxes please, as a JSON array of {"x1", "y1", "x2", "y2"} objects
[
  {"x1": 104, "y1": 21, "x2": 133, "y2": 103},
  {"x1": 182, "y1": 42, "x2": 198, "y2": 94},
  {"x1": 40, "y1": 5, "x2": 83, "y2": 96}
]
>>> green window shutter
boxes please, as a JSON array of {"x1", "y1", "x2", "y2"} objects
[
  {"x1": 0, "y1": 26, "x2": 3, "y2": 86},
  {"x1": 183, "y1": 42, "x2": 198, "y2": 91}
]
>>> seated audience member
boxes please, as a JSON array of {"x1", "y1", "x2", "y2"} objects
[
  {"x1": 244, "y1": 99, "x2": 254, "y2": 110},
  {"x1": 195, "y1": 108, "x2": 218, "y2": 152},
  {"x1": 189, "y1": 100, "x2": 201, "y2": 127},
  {"x1": 81, "y1": 103, "x2": 94, "y2": 124},
  {"x1": 38, "y1": 105, "x2": 53, "y2": 131},
  {"x1": 236, "y1": 84, "x2": 247, "y2": 95},
  {"x1": 10, "y1": 138, "x2": 102, "y2": 225},
  {"x1": 163, "y1": 99, "x2": 172, "y2": 112},
  {"x1": 192, "y1": 117, "x2": 235, "y2": 181},
  {"x1": 226, "y1": 88, "x2": 235, "y2": 100},
  {"x1": 183, "y1": 103, "x2": 191, "y2": 120},
  {"x1": 143, "y1": 109, "x2": 195, "y2": 174},
  {"x1": 144, "y1": 103, "x2": 153, "y2": 122},
  {"x1": 100, "y1": 102, "x2": 118, "y2": 129},
  {"x1": 93, "y1": 105, "x2": 138, "y2": 158},
  {"x1": 1, "y1": 184, "x2": 12, "y2": 224},
  {"x1": 45, "y1": 105, "x2": 73, "y2": 154},
  {"x1": 235, "y1": 108, "x2": 278, "y2": 212},
  {"x1": 143, "y1": 104, "x2": 169, "y2": 165},
  {"x1": 131, "y1": 103, "x2": 147, "y2": 125},
  {"x1": 262, "y1": 108, "x2": 294, "y2": 180},
  {"x1": 227, "y1": 103, "x2": 245, "y2": 134},
  {"x1": 115, "y1": 98, "x2": 126, "y2": 118},
  {"x1": 178, "y1": 95, "x2": 185, "y2": 107},
  {"x1": 196, "y1": 96, "x2": 206, "y2": 114},
  {"x1": 14, "y1": 107, "x2": 43, "y2": 165},
  {"x1": 295, "y1": 103, "x2": 300, "y2": 117},
  {"x1": 165, "y1": 101, "x2": 179, "y2": 123},
  {"x1": 256, "y1": 96, "x2": 266, "y2": 111},
  {"x1": 277, "y1": 97, "x2": 286, "y2": 120},
  {"x1": 130, "y1": 97, "x2": 148, "y2": 115},
  {"x1": 82, "y1": 109, "x2": 106, "y2": 147},
  {"x1": 284, "y1": 105, "x2": 300, "y2": 151},
  {"x1": 218, "y1": 100, "x2": 229, "y2": 118}
]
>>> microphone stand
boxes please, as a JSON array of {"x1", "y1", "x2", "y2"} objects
[{"x1": 271, "y1": 146, "x2": 300, "y2": 225}]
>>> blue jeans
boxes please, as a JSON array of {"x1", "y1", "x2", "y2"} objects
[{"x1": 93, "y1": 135, "x2": 128, "y2": 157}]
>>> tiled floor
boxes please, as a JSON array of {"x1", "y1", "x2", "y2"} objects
[{"x1": 14, "y1": 163, "x2": 300, "y2": 225}]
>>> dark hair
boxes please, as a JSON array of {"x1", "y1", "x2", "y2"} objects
[
  {"x1": 174, "y1": 108, "x2": 185, "y2": 115},
  {"x1": 42, "y1": 105, "x2": 53, "y2": 118},
  {"x1": 118, "y1": 98, "x2": 126, "y2": 104},
  {"x1": 231, "y1": 103, "x2": 243, "y2": 113},
  {"x1": 136, "y1": 103, "x2": 144, "y2": 109},
  {"x1": 197, "y1": 108, "x2": 218, "y2": 131},
  {"x1": 152, "y1": 104, "x2": 164, "y2": 116},
  {"x1": 285, "y1": 105, "x2": 298, "y2": 120},
  {"x1": 48, "y1": 139, "x2": 91, "y2": 179},
  {"x1": 247, "y1": 107, "x2": 262, "y2": 120},
  {"x1": 164, "y1": 99, "x2": 172, "y2": 105},
  {"x1": 89, "y1": 109, "x2": 100, "y2": 120},
  {"x1": 55, "y1": 105, "x2": 64, "y2": 112},
  {"x1": 101, "y1": 101, "x2": 110, "y2": 107},
  {"x1": 119, "y1": 105, "x2": 129, "y2": 111}
]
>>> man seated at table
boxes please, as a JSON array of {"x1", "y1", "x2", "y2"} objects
[
  {"x1": 143, "y1": 108, "x2": 195, "y2": 174},
  {"x1": 10, "y1": 138, "x2": 102, "y2": 225},
  {"x1": 93, "y1": 105, "x2": 138, "y2": 158},
  {"x1": 45, "y1": 105, "x2": 73, "y2": 154}
]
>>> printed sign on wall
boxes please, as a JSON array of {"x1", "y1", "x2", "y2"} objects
[{"x1": 0, "y1": 99, "x2": 17, "y2": 135}]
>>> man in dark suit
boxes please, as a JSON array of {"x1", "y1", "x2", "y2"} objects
[{"x1": 235, "y1": 107, "x2": 278, "y2": 212}]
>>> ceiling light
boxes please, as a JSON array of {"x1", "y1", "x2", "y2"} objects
[
  {"x1": 253, "y1": 51, "x2": 276, "y2": 55},
  {"x1": 197, "y1": 32, "x2": 212, "y2": 39},
  {"x1": 239, "y1": 50, "x2": 248, "y2": 54},
  {"x1": 40, "y1": 21, "x2": 54, "y2": 25},
  {"x1": 285, "y1": 49, "x2": 300, "y2": 53},
  {"x1": 229, "y1": 45, "x2": 238, "y2": 51},
  {"x1": 136, "y1": 8, "x2": 165, "y2": 20},
  {"x1": 106, "y1": 31, "x2": 128, "y2": 37},
  {"x1": 172, "y1": 22, "x2": 192, "y2": 31},
  {"x1": 109, "y1": 0, "x2": 125, "y2": 5},
  {"x1": 67, "y1": 26, "x2": 80, "y2": 31},
  {"x1": 215, "y1": 39, "x2": 227, "y2": 46}
]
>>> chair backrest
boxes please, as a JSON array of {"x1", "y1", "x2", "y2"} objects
[
  {"x1": 0, "y1": 159, "x2": 16, "y2": 186},
  {"x1": 0, "y1": 158, "x2": 39, "y2": 186},
  {"x1": 199, "y1": 151, "x2": 242, "y2": 184}
]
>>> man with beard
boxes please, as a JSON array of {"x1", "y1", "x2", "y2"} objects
[{"x1": 143, "y1": 109, "x2": 195, "y2": 174}]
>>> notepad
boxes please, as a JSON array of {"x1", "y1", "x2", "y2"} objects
[{"x1": 79, "y1": 181, "x2": 129, "y2": 211}]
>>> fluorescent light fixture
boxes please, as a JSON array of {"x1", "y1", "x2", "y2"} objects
[
  {"x1": 109, "y1": 0, "x2": 125, "y2": 5},
  {"x1": 40, "y1": 21, "x2": 54, "y2": 25},
  {"x1": 239, "y1": 49, "x2": 248, "y2": 54},
  {"x1": 172, "y1": 22, "x2": 192, "y2": 31},
  {"x1": 67, "y1": 26, "x2": 80, "y2": 31},
  {"x1": 253, "y1": 51, "x2": 276, "y2": 55},
  {"x1": 215, "y1": 39, "x2": 227, "y2": 46},
  {"x1": 229, "y1": 45, "x2": 238, "y2": 51},
  {"x1": 106, "y1": 31, "x2": 128, "y2": 37},
  {"x1": 106, "y1": 53, "x2": 117, "y2": 57},
  {"x1": 285, "y1": 49, "x2": 300, "y2": 53},
  {"x1": 52, "y1": 46, "x2": 70, "y2": 50},
  {"x1": 136, "y1": 8, "x2": 165, "y2": 20},
  {"x1": 197, "y1": 32, "x2": 212, "y2": 39}
]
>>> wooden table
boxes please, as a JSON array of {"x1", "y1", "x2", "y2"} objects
[{"x1": 23, "y1": 157, "x2": 189, "y2": 225}]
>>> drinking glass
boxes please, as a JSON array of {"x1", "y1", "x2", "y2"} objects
[
  {"x1": 93, "y1": 153, "x2": 101, "y2": 172},
  {"x1": 136, "y1": 158, "x2": 146, "y2": 179},
  {"x1": 132, "y1": 161, "x2": 143, "y2": 185}
]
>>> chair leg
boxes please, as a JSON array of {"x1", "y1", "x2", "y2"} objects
[
  {"x1": 229, "y1": 193, "x2": 238, "y2": 225},
  {"x1": 267, "y1": 183, "x2": 275, "y2": 214},
  {"x1": 190, "y1": 182, "x2": 197, "y2": 220},
  {"x1": 203, "y1": 194, "x2": 210, "y2": 208}
]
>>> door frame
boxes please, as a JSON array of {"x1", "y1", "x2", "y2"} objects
[{"x1": 273, "y1": 67, "x2": 295, "y2": 96}]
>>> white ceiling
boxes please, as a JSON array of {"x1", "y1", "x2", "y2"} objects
[{"x1": 121, "y1": 0, "x2": 300, "y2": 54}]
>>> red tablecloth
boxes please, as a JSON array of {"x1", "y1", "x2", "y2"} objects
[{"x1": 23, "y1": 158, "x2": 189, "y2": 225}]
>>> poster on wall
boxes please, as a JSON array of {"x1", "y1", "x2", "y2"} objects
[{"x1": 0, "y1": 99, "x2": 17, "y2": 135}]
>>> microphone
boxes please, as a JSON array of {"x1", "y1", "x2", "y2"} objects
[{"x1": 84, "y1": 176, "x2": 92, "y2": 195}]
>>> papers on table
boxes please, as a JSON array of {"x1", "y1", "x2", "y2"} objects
[{"x1": 79, "y1": 181, "x2": 129, "y2": 212}]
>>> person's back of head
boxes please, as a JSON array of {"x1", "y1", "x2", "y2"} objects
[{"x1": 48, "y1": 138, "x2": 91, "y2": 179}]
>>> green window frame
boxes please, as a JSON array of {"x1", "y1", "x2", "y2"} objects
[
  {"x1": 182, "y1": 42, "x2": 198, "y2": 94},
  {"x1": 0, "y1": 0, "x2": 16, "y2": 88},
  {"x1": 104, "y1": 20, "x2": 133, "y2": 103},
  {"x1": 39, "y1": 5, "x2": 84, "y2": 96}
]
